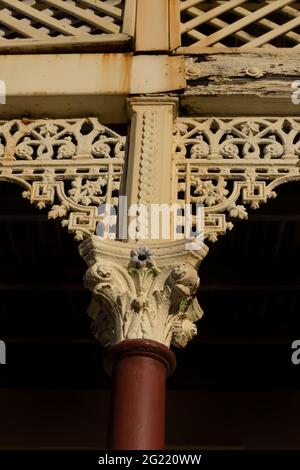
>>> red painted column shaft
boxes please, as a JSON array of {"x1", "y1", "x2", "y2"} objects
[{"x1": 103, "y1": 339, "x2": 176, "y2": 450}]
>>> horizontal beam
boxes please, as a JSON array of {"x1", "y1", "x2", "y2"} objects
[
  {"x1": 0, "y1": 34, "x2": 131, "y2": 54},
  {"x1": 0, "y1": 53, "x2": 185, "y2": 122},
  {"x1": 182, "y1": 52, "x2": 300, "y2": 116}
]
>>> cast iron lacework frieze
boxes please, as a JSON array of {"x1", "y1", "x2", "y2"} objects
[
  {"x1": 173, "y1": 117, "x2": 300, "y2": 242},
  {"x1": 0, "y1": 118, "x2": 126, "y2": 240}
]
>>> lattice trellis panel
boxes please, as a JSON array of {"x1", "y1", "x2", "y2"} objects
[
  {"x1": 180, "y1": 0, "x2": 300, "y2": 51},
  {"x1": 173, "y1": 117, "x2": 300, "y2": 241},
  {"x1": 0, "y1": 118, "x2": 126, "y2": 240},
  {"x1": 0, "y1": 0, "x2": 125, "y2": 46}
]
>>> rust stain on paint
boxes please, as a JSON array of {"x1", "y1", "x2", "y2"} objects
[{"x1": 99, "y1": 53, "x2": 132, "y2": 93}]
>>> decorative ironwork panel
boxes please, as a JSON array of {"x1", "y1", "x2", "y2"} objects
[
  {"x1": 0, "y1": 118, "x2": 126, "y2": 240},
  {"x1": 0, "y1": 0, "x2": 124, "y2": 43},
  {"x1": 173, "y1": 117, "x2": 300, "y2": 241},
  {"x1": 180, "y1": 0, "x2": 300, "y2": 51}
]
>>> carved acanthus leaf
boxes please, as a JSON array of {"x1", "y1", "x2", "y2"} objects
[{"x1": 80, "y1": 238, "x2": 208, "y2": 348}]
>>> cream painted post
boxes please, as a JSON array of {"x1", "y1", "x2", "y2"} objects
[
  {"x1": 124, "y1": 97, "x2": 178, "y2": 241},
  {"x1": 169, "y1": 0, "x2": 181, "y2": 51},
  {"x1": 135, "y1": 0, "x2": 170, "y2": 51}
]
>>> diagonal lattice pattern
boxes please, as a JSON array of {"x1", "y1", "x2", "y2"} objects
[
  {"x1": 0, "y1": 0, "x2": 124, "y2": 41},
  {"x1": 180, "y1": 0, "x2": 300, "y2": 50}
]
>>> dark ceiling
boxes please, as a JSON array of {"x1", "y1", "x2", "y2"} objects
[{"x1": 0, "y1": 181, "x2": 300, "y2": 390}]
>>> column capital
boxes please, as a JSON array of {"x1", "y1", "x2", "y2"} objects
[
  {"x1": 80, "y1": 236, "x2": 208, "y2": 349},
  {"x1": 127, "y1": 96, "x2": 179, "y2": 119}
]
